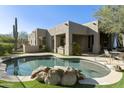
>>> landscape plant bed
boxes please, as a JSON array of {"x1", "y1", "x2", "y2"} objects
[{"x1": 0, "y1": 72, "x2": 123, "y2": 88}]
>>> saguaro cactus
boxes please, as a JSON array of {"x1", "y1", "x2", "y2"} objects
[{"x1": 13, "y1": 17, "x2": 18, "y2": 51}]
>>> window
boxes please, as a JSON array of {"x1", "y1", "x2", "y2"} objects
[{"x1": 60, "y1": 36, "x2": 65, "y2": 46}]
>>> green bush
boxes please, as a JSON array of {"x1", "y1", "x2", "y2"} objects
[
  {"x1": 0, "y1": 36, "x2": 14, "y2": 43},
  {"x1": 0, "y1": 43, "x2": 14, "y2": 56},
  {"x1": 43, "y1": 46, "x2": 51, "y2": 52},
  {"x1": 39, "y1": 45, "x2": 50, "y2": 52},
  {"x1": 0, "y1": 45, "x2": 5, "y2": 56},
  {"x1": 72, "y1": 42, "x2": 81, "y2": 56}
]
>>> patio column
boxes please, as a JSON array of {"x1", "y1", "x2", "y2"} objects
[
  {"x1": 54, "y1": 35, "x2": 57, "y2": 53},
  {"x1": 65, "y1": 32, "x2": 72, "y2": 55},
  {"x1": 93, "y1": 32, "x2": 100, "y2": 53}
]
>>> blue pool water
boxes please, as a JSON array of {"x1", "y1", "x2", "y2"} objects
[{"x1": 3, "y1": 55, "x2": 110, "y2": 78}]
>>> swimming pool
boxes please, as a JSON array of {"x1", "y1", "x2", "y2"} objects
[{"x1": 3, "y1": 55, "x2": 110, "y2": 78}]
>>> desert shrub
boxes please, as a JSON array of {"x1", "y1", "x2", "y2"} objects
[
  {"x1": 72, "y1": 42, "x2": 81, "y2": 56},
  {"x1": 5, "y1": 43, "x2": 14, "y2": 53},
  {"x1": 0, "y1": 43, "x2": 14, "y2": 56},
  {"x1": 39, "y1": 45, "x2": 50, "y2": 52},
  {"x1": 44, "y1": 46, "x2": 51, "y2": 52},
  {"x1": 0, "y1": 36, "x2": 14, "y2": 43},
  {"x1": 0, "y1": 44, "x2": 5, "y2": 56}
]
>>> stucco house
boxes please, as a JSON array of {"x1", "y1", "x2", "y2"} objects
[{"x1": 25, "y1": 21, "x2": 101, "y2": 55}]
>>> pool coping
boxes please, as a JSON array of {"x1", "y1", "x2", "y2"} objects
[{"x1": 0, "y1": 53, "x2": 123, "y2": 85}]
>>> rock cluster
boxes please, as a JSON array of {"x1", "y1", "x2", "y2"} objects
[{"x1": 31, "y1": 66, "x2": 85, "y2": 86}]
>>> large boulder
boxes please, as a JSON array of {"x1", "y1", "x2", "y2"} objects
[
  {"x1": 61, "y1": 67, "x2": 77, "y2": 86},
  {"x1": 53, "y1": 67, "x2": 64, "y2": 77},
  {"x1": 65, "y1": 66, "x2": 76, "y2": 73},
  {"x1": 31, "y1": 66, "x2": 85, "y2": 86},
  {"x1": 44, "y1": 68, "x2": 61, "y2": 85},
  {"x1": 36, "y1": 71, "x2": 48, "y2": 81},
  {"x1": 76, "y1": 70, "x2": 85, "y2": 80},
  {"x1": 31, "y1": 66, "x2": 50, "y2": 79}
]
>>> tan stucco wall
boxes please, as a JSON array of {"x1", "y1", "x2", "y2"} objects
[
  {"x1": 48, "y1": 22, "x2": 70, "y2": 55},
  {"x1": 48, "y1": 21, "x2": 100, "y2": 55},
  {"x1": 28, "y1": 20, "x2": 100, "y2": 55},
  {"x1": 83, "y1": 21, "x2": 100, "y2": 53},
  {"x1": 48, "y1": 22, "x2": 69, "y2": 36},
  {"x1": 36, "y1": 28, "x2": 47, "y2": 46},
  {"x1": 28, "y1": 28, "x2": 47, "y2": 47},
  {"x1": 69, "y1": 21, "x2": 89, "y2": 35},
  {"x1": 28, "y1": 31, "x2": 36, "y2": 46},
  {"x1": 68, "y1": 21, "x2": 89, "y2": 55}
]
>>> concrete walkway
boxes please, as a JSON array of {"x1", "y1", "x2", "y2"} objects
[{"x1": 0, "y1": 53, "x2": 123, "y2": 85}]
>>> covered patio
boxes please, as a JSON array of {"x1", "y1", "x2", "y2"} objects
[
  {"x1": 72, "y1": 34, "x2": 94, "y2": 53},
  {"x1": 49, "y1": 21, "x2": 100, "y2": 55},
  {"x1": 53, "y1": 33, "x2": 95, "y2": 55}
]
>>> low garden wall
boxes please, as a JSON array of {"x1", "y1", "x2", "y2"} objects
[{"x1": 23, "y1": 44, "x2": 39, "y2": 53}]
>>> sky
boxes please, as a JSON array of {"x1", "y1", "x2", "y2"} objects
[{"x1": 0, "y1": 5, "x2": 101, "y2": 34}]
